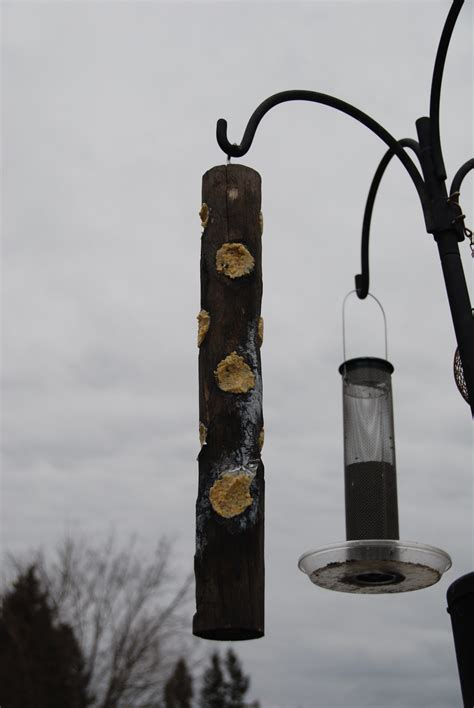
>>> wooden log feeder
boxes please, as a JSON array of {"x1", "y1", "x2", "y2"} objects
[{"x1": 194, "y1": 164, "x2": 264, "y2": 640}]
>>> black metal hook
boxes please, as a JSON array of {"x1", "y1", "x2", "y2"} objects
[
  {"x1": 216, "y1": 90, "x2": 427, "y2": 206},
  {"x1": 212, "y1": 0, "x2": 472, "y2": 412},
  {"x1": 355, "y1": 139, "x2": 421, "y2": 299},
  {"x1": 355, "y1": 156, "x2": 472, "y2": 303},
  {"x1": 451, "y1": 158, "x2": 474, "y2": 196}
]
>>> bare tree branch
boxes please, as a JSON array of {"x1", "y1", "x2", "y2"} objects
[{"x1": 7, "y1": 534, "x2": 196, "y2": 708}]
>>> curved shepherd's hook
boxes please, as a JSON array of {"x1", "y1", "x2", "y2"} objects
[
  {"x1": 355, "y1": 139, "x2": 421, "y2": 299},
  {"x1": 429, "y1": 0, "x2": 465, "y2": 181},
  {"x1": 216, "y1": 90, "x2": 427, "y2": 209},
  {"x1": 451, "y1": 158, "x2": 474, "y2": 196},
  {"x1": 215, "y1": 1, "x2": 467, "y2": 319}
]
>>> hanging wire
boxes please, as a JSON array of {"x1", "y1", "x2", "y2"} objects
[{"x1": 342, "y1": 290, "x2": 388, "y2": 363}]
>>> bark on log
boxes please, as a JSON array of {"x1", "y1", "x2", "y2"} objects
[{"x1": 193, "y1": 164, "x2": 264, "y2": 640}]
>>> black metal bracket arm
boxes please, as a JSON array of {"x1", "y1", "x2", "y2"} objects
[
  {"x1": 355, "y1": 139, "x2": 421, "y2": 300},
  {"x1": 451, "y1": 158, "x2": 474, "y2": 196},
  {"x1": 216, "y1": 0, "x2": 467, "y2": 270},
  {"x1": 356, "y1": 148, "x2": 473, "y2": 301},
  {"x1": 357, "y1": 0, "x2": 466, "y2": 292},
  {"x1": 217, "y1": 90, "x2": 427, "y2": 208},
  {"x1": 214, "y1": 0, "x2": 472, "y2": 413}
]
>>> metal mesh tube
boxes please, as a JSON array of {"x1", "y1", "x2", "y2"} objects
[{"x1": 339, "y1": 357, "x2": 399, "y2": 541}]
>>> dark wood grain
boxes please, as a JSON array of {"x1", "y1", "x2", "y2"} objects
[{"x1": 193, "y1": 164, "x2": 264, "y2": 640}]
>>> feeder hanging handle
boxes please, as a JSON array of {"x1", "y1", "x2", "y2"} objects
[{"x1": 342, "y1": 290, "x2": 388, "y2": 363}]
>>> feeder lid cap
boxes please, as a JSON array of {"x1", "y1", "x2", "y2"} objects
[{"x1": 339, "y1": 357, "x2": 394, "y2": 376}]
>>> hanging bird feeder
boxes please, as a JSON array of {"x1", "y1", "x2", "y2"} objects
[{"x1": 298, "y1": 293, "x2": 452, "y2": 593}]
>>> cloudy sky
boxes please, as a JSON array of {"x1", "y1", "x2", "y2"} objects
[{"x1": 2, "y1": 1, "x2": 472, "y2": 706}]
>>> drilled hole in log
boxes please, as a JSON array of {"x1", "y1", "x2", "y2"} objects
[
  {"x1": 209, "y1": 472, "x2": 253, "y2": 518},
  {"x1": 199, "y1": 422, "x2": 207, "y2": 447},
  {"x1": 215, "y1": 352, "x2": 255, "y2": 393},
  {"x1": 197, "y1": 310, "x2": 210, "y2": 346},
  {"x1": 258, "y1": 317, "x2": 264, "y2": 347},
  {"x1": 216, "y1": 243, "x2": 255, "y2": 279},
  {"x1": 199, "y1": 203, "x2": 209, "y2": 228}
]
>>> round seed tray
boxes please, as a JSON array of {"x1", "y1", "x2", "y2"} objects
[{"x1": 298, "y1": 539, "x2": 451, "y2": 594}]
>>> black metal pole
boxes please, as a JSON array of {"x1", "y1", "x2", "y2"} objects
[
  {"x1": 447, "y1": 573, "x2": 474, "y2": 707},
  {"x1": 435, "y1": 231, "x2": 473, "y2": 409},
  {"x1": 416, "y1": 117, "x2": 474, "y2": 416}
]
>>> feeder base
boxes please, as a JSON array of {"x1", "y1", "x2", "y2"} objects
[{"x1": 298, "y1": 540, "x2": 451, "y2": 594}]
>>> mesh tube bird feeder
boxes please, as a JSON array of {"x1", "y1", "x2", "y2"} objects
[
  {"x1": 341, "y1": 357, "x2": 399, "y2": 543},
  {"x1": 298, "y1": 293, "x2": 452, "y2": 593}
]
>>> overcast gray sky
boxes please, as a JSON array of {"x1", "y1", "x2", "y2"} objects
[{"x1": 2, "y1": 1, "x2": 473, "y2": 707}]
